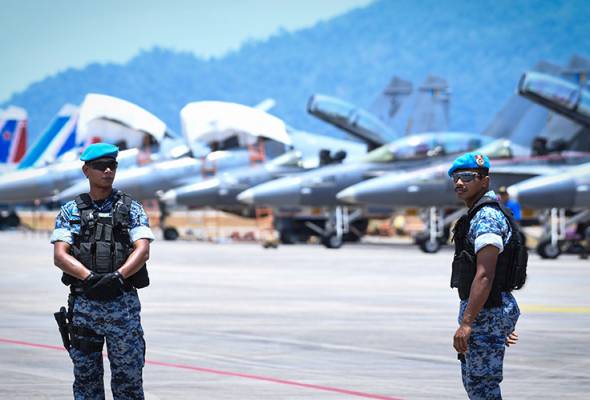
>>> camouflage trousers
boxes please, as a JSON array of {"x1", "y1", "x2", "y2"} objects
[
  {"x1": 69, "y1": 291, "x2": 145, "y2": 400},
  {"x1": 458, "y1": 292, "x2": 520, "y2": 400}
]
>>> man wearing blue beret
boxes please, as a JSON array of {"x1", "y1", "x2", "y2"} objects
[
  {"x1": 448, "y1": 152, "x2": 527, "y2": 399},
  {"x1": 51, "y1": 142, "x2": 155, "y2": 399}
]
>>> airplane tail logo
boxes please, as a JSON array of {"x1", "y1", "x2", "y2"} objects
[{"x1": 0, "y1": 107, "x2": 28, "y2": 165}]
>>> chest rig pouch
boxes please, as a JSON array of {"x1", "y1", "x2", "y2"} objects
[
  {"x1": 451, "y1": 195, "x2": 527, "y2": 308},
  {"x1": 62, "y1": 191, "x2": 149, "y2": 289}
]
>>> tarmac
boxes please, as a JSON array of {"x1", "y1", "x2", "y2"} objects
[{"x1": 0, "y1": 230, "x2": 589, "y2": 399}]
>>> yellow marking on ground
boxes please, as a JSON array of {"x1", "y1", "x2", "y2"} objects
[{"x1": 520, "y1": 304, "x2": 590, "y2": 314}]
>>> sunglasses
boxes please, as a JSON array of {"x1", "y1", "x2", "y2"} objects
[
  {"x1": 88, "y1": 160, "x2": 118, "y2": 172},
  {"x1": 451, "y1": 171, "x2": 481, "y2": 183}
]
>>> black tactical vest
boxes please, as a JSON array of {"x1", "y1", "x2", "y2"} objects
[
  {"x1": 62, "y1": 190, "x2": 149, "y2": 289},
  {"x1": 451, "y1": 195, "x2": 527, "y2": 308}
]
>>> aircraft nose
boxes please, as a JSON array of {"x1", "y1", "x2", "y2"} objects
[
  {"x1": 510, "y1": 176, "x2": 577, "y2": 209},
  {"x1": 237, "y1": 177, "x2": 302, "y2": 206},
  {"x1": 159, "y1": 190, "x2": 177, "y2": 207},
  {"x1": 336, "y1": 187, "x2": 358, "y2": 204},
  {"x1": 0, "y1": 169, "x2": 48, "y2": 203},
  {"x1": 170, "y1": 179, "x2": 221, "y2": 207},
  {"x1": 54, "y1": 181, "x2": 89, "y2": 203},
  {"x1": 237, "y1": 189, "x2": 255, "y2": 205}
]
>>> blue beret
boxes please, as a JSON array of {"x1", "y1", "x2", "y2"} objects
[
  {"x1": 80, "y1": 143, "x2": 119, "y2": 162},
  {"x1": 448, "y1": 152, "x2": 490, "y2": 177}
]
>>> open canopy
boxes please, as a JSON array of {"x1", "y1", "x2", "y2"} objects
[
  {"x1": 180, "y1": 101, "x2": 291, "y2": 151},
  {"x1": 77, "y1": 93, "x2": 168, "y2": 148}
]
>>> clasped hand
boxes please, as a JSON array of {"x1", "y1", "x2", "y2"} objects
[{"x1": 83, "y1": 271, "x2": 126, "y2": 300}]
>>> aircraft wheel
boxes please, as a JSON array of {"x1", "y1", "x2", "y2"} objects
[
  {"x1": 5, "y1": 211, "x2": 20, "y2": 228},
  {"x1": 279, "y1": 230, "x2": 297, "y2": 245},
  {"x1": 163, "y1": 227, "x2": 179, "y2": 241},
  {"x1": 322, "y1": 234, "x2": 343, "y2": 249},
  {"x1": 419, "y1": 239, "x2": 441, "y2": 254},
  {"x1": 537, "y1": 238, "x2": 561, "y2": 259}
]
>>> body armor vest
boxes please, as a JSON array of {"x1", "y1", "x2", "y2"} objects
[
  {"x1": 62, "y1": 190, "x2": 149, "y2": 289},
  {"x1": 451, "y1": 195, "x2": 527, "y2": 308}
]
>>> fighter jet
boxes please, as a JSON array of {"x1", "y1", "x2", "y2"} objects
[
  {"x1": 0, "y1": 93, "x2": 178, "y2": 204},
  {"x1": 16, "y1": 104, "x2": 78, "y2": 169},
  {"x1": 0, "y1": 106, "x2": 27, "y2": 172}
]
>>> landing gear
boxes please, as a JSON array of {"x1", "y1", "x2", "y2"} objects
[
  {"x1": 0, "y1": 210, "x2": 20, "y2": 230},
  {"x1": 536, "y1": 208, "x2": 590, "y2": 259},
  {"x1": 416, "y1": 207, "x2": 449, "y2": 254},
  {"x1": 158, "y1": 199, "x2": 179, "y2": 241},
  {"x1": 321, "y1": 233, "x2": 343, "y2": 249},
  {"x1": 417, "y1": 236, "x2": 443, "y2": 253},
  {"x1": 536, "y1": 237, "x2": 561, "y2": 259}
]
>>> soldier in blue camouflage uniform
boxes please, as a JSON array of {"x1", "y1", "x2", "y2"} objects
[
  {"x1": 449, "y1": 152, "x2": 522, "y2": 400},
  {"x1": 52, "y1": 143, "x2": 154, "y2": 400}
]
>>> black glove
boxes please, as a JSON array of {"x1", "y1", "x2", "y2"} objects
[
  {"x1": 82, "y1": 272, "x2": 103, "y2": 290},
  {"x1": 85, "y1": 271, "x2": 126, "y2": 301}
]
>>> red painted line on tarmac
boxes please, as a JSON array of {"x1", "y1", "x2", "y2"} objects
[
  {"x1": 0, "y1": 337, "x2": 403, "y2": 400},
  {"x1": 0, "y1": 337, "x2": 66, "y2": 352}
]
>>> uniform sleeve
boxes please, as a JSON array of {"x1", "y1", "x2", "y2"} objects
[
  {"x1": 470, "y1": 206, "x2": 511, "y2": 254},
  {"x1": 129, "y1": 201, "x2": 156, "y2": 243},
  {"x1": 50, "y1": 207, "x2": 74, "y2": 245}
]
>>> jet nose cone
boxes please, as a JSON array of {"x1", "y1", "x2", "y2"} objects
[
  {"x1": 513, "y1": 176, "x2": 576, "y2": 209},
  {"x1": 55, "y1": 181, "x2": 89, "y2": 203},
  {"x1": 237, "y1": 189, "x2": 255, "y2": 205},
  {"x1": 237, "y1": 177, "x2": 302, "y2": 206},
  {"x1": 172, "y1": 179, "x2": 220, "y2": 207},
  {"x1": 0, "y1": 169, "x2": 48, "y2": 203},
  {"x1": 336, "y1": 187, "x2": 357, "y2": 204},
  {"x1": 159, "y1": 190, "x2": 177, "y2": 207}
]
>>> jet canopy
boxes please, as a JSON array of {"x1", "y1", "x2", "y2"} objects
[
  {"x1": 307, "y1": 94, "x2": 395, "y2": 147},
  {"x1": 181, "y1": 101, "x2": 292, "y2": 154},
  {"x1": 267, "y1": 150, "x2": 303, "y2": 168},
  {"x1": 77, "y1": 93, "x2": 170, "y2": 149},
  {"x1": 519, "y1": 72, "x2": 590, "y2": 118},
  {"x1": 476, "y1": 138, "x2": 531, "y2": 159},
  {"x1": 362, "y1": 132, "x2": 492, "y2": 163}
]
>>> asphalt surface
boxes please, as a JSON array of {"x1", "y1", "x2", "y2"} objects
[{"x1": 0, "y1": 231, "x2": 589, "y2": 399}]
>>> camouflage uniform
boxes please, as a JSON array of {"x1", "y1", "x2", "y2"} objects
[
  {"x1": 51, "y1": 190, "x2": 154, "y2": 400},
  {"x1": 458, "y1": 190, "x2": 520, "y2": 400}
]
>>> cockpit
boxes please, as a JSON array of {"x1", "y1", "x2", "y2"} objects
[{"x1": 361, "y1": 132, "x2": 494, "y2": 163}]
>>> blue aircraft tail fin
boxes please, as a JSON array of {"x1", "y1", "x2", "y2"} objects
[{"x1": 17, "y1": 104, "x2": 79, "y2": 169}]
